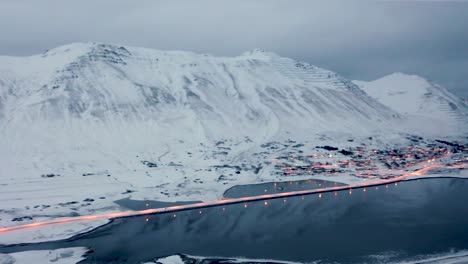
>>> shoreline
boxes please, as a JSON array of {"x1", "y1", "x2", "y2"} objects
[{"x1": 0, "y1": 164, "x2": 465, "y2": 247}]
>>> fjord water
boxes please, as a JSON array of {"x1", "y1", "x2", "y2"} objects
[
  {"x1": 223, "y1": 178, "x2": 345, "y2": 198},
  {"x1": 2, "y1": 178, "x2": 468, "y2": 263}
]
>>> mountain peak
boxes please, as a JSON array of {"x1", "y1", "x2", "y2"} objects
[
  {"x1": 35, "y1": 43, "x2": 292, "y2": 66},
  {"x1": 356, "y1": 72, "x2": 468, "y2": 127},
  {"x1": 43, "y1": 42, "x2": 132, "y2": 60},
  {"x1": 0, "y1": 42, "x2": 400, "y2": 138},
  {"x1": 240, "y1": 48, "x2": 280, "y2": 60},
  {"x1": 377, "y1": 72, "x2": 430, "y2": 85},
  {"x1": 42, "y1": 42, "x2": 95, "y2": 57}
]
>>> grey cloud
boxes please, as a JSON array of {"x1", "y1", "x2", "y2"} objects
[{"x1": 0, "y1": 0, "x2": 466, "y2": 99}]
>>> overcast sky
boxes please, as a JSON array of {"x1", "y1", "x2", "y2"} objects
[{"x1": 0, "y1": 0, "x2": 467, "y2": 99}]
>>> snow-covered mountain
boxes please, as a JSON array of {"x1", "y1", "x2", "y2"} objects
[
  {"x1": 0, "y1": 43, "x2": 466, "y2": 190},
  {"x1": 0, "y1": 43, "x2": 467, "y2": 243},
  {"x1": 0, "y1": 43, "x2": 398, "y2": 140},
  {"x1": 354, "y1": 73, "x2": 468, "y2": 132},
  {"x1": 0, "y1": 43, "x2": 407, "y2": 179}
]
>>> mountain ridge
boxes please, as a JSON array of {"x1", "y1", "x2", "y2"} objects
[
  {"x1": 354, "y1": 72, "x2": 468, "y2": 127},
  {"x1": 0, "y1": 42, "x2": 402, "y2": 141}
]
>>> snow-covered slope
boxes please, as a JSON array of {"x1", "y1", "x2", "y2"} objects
[
  {"x1": 0, "y1": 43, "x2": 403, "y2": 182},
  {"x1": 0, "y1": 43, "x2": 466, "y2": 244},
  {"x1": 0, "y1": 43, "x2": 397, "y2": 139},
  {"x1": 355, "y1": 73, "x2": 468, "y2": 134}
]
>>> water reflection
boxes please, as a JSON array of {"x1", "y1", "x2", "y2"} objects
[
  {"x1": 81, "y1": 178, "x2": 468, "y2": 263},
  {"x1": 1, "y1": 178, "x2": 468, "y2": 264}
]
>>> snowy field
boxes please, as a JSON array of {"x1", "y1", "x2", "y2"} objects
[{"x1": 0, "y1": 247, "x2": 86, "y2": 264}]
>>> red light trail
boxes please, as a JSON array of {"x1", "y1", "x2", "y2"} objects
[{"x1": 0, "y1": 163, "x2": 464, "y2": 235}]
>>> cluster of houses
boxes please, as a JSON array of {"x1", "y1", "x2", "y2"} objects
[{"x1": 272, "y1": 140, "x2": 466, "y2": 179}]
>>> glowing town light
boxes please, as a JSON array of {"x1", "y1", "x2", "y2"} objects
[
  {"x1": 145, "y1": 203, "x2": 149, "y2": 207},
  {"x1": 244, "y1": 204, "x2": 248, "y2": 208},
  {"x1": 264, "y1": 201, "x2": 268, "y2": 206},
  {"x1": 199, "y1": 210, "x2": 202, "y2": 214},
  {"x1": 363, "y1": 188, "x2": 367, "y2": 192},
  {"x1": 283, "y1": 199, "x2": 287, "y2": 203},
  {"x1": 386, "y1": 185, "x2": 389, "y2": 188},
  {"x1": 318, "y1": 193, "x2": 322, "y2": 199},
  {"x1": 349, "y1": 189, "x2": 352, "y2": 195},
  {"x1": 394, "y1": 182, "x2": 398, "y2": 186},
  {"x1": 145, "y1": 218, "x2": 149, "y2": 222},
  {"x1": 334, "y1": 192, "x2": 338, "y2": 197},
  {"x1": 222, "y1": 207, "x2": 226, "y2": 211},
  {"x1": 173, "y1": 214, "x2": 176, "y2": 218}
]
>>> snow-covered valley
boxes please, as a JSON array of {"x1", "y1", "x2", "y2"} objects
[{"x1": 0, "y1": 43, "x2": 466, "y2": 244}]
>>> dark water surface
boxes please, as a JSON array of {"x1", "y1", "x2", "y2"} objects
[
  {"x1": 223, "y1": 178, "x2": 345, "y2": 198},
  {"x1": 114, "y1": 198, "x2": 201, "y2": 211},
  {"x1": 1, "y1": 178, "x2": 468, "y2": 263}
]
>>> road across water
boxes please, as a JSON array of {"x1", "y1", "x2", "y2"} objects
[{"x1": 0, "y1": 163, "x2": 464, "y2": 235}]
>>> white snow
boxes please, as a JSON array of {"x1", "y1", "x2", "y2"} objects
[
  {"x1": 153, "y1": 255, "x2": 185, "y2": 264},
  {"x1": 355, "y1": 72, "x2": 468, "y2": 136},
  {"x1": 0, "y1": 247, "x2": 87, "y2": 264},
  {"x1": 0, "y1": 43, "x2": 466, "y2": 245},
  {"x1": 394, "y1": 250, "x2": 468, "y2": 264},
  {"x1": 154, "y1": 254, "x2": 303, "y2": 264},
  {"x1": 0, "y1": 219, "x2": 109, "y2": 245}
]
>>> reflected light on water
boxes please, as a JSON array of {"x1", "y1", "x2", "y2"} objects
[{"x1": 1, "y1": 162, "x2": 464, "y2": 234}]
